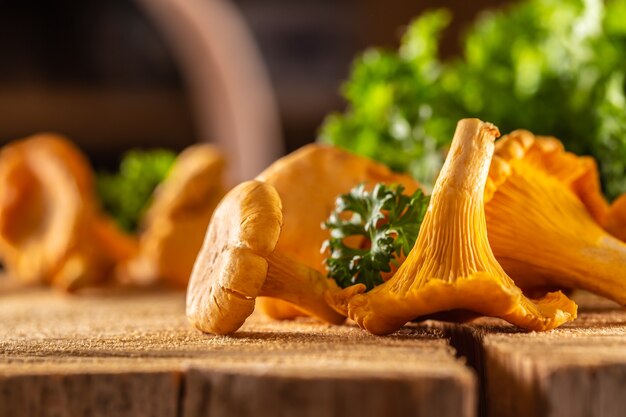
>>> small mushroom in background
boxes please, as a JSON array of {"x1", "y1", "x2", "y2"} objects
[
  {"x1": 484, "y1": 130, "x2": 626, "y2": 304},
  {"x1": 327, "y1": 119, "x2": 577, "y2": 335},
  {"x1": 254, "y1": 144, "x2": 420, "y2": 319},
  {"x1": 0, "y1": 134, "x2": 137, "y2": 291},
  {"x1": 186, "y1": 180, "x2": 345, "y2": 335},
  {"x1": 123, "y1": 144, "x2": 226, "y2": 288}
]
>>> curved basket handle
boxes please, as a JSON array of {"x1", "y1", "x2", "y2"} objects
[{"x1": 136, "y1": 0, "x2": 283, "y2": 183}]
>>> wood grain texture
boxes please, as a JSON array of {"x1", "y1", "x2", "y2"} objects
[
  {"x1": 0, "y1": 288, "x2": 476, "y2": 417},
  {"x1": 430, "y1": 292, "x2": 626, "y2": 417}
]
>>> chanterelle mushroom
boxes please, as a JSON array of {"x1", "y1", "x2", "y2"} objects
[
  {"x1": 485, "y1": 130, "x2": 626, "y2": 304},
  {"x1": 0, "y1": 134, "x2": 137, "y2": 290},
  {"x1": 255, "y1": 144, "x2": 419, "y2": 319},
  {"x1": 124, "y1": 144, "x2": 225, "y2": 287},
  {"x1": 329, "y1": 119, "x2": 577, "y2": 335},
  {"x1": 186, "y1": 180, "x2": 345, "y2": 335}
]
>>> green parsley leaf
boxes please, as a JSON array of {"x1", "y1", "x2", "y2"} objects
[{"x1": 323, "y1": 183, "x2": 429, "y2": 290}]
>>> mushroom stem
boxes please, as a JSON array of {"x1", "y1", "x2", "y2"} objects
[
  {"x1": 437, "y1": 119, "x2": 499, "y2": 196},
  {"x1": 393, "y1": 119, "x2": 505, "y2": 291},
  {"x1": 260, "y1": 251, "x2": 345, "y2": 325}
]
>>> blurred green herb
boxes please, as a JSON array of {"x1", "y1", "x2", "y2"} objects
[
  {"x1": 320, "y1": 0, "x2": 626, "y2": 199},
  {"x1": 96, "y1": 149, "x2": 176, "y2": 232},
  {"x1": 323, "y1": 183, "x2": 429, "y2": 290}
]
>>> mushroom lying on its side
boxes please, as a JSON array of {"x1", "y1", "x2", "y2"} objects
[
  {"x1": 124, "y1": 144, "x2": 226, "y2": 288},
  {"x1": 328, "y1": 119, "x2": 576, "y2": 335},
  {"x1": 0, "y1": 134, "x2": 137, "y2": 290},
  {"x1": 485, "y1": 130, "x2": 626, "y2": 304},
  {"x1": 255, "y1": 144, "x2": 420, "y2": 319},
  {"x1": 186, "y1": 180, "x2": 345, "y2": 335}
]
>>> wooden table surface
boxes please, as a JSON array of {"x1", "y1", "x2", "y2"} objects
[
  {"x1": 0, "y1": 287, "x2": 474, "y2": 417},
  {"x1": 434, "y1": 293, "x2": 626, "y2": 417},
  {"x1": 0, "y1": 287, "x2": 624, "y2": 417}
]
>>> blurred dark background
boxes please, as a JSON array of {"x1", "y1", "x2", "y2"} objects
[{"x1": 0, "y1": 0, "x2": 507, "y2": 170}]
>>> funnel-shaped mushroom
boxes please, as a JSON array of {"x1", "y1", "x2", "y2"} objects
[
  {"x1": 125, "y1": 144, "x2": 226, "y2": 288},
  {"x1": 187, "y1": 180, "x2": 345, "y2": 335},
  {"x1": 255, "y1": 144, "x2": 420, "y2": 319},
  {"x1": 0, "y1": 134, "x2": 137, "y2": 290},
  {"x1": 485, "y1": 130, "x2": 626, "y2": 303},
  {"x1": 329, "y1": 119, "x2": 576, "y2": 335}
]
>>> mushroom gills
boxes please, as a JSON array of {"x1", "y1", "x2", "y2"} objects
[
  {"x1": 186, "y1": 180, "x2": 344, "y2": 335},
  {"x1": 485, "y1": 133, "x2": 626, "y2": 304},
  {"x1": 329, "y1": 119, "x2": 577, "y2": 335}
]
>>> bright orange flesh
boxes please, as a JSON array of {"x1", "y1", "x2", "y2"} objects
[
  {"x1": 0, "y1": 134, "x2": 137, "y2": 290},
  {"x1": 486, "y1": 131, "x2": 626, "y2": 304},
  {"x1": 255, "y1": 144, "x2": 419, "y2": 319},
  {"x1": 329, "y1": 119, "x2": 577, "y2": 335},
  {"x1": 605, "y1": 194, "x2": 626, "y2": 243}
]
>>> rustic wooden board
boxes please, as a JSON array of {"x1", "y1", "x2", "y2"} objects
[
  {"x1": 432, "y1": 292, "x2": 626, "y2": 417},
  {"x1": 0, "y1": 288, "x2": 476, "y2": 417}
]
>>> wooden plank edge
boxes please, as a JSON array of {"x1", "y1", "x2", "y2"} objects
[
  {"x1": 0, "y1": 364, "x2": 476, "y2": 417},
  {"x1": 181, "y1": 366, "x2": 476, "y2": 417}
]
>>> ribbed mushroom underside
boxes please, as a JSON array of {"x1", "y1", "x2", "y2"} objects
[
  {"x1": 486, "y1": 159, "x2": 626, "y2": 304},
  {"x1": 348, "y1": 186, "x2": 576, "y2": 334},
  {"x1": 389, "y1": 196, "x2": 506, "y2": 293},
  {"x1": 339, "y1": 120, "x2": 577, "y2": 335}
]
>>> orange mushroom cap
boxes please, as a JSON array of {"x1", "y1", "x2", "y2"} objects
[{"x1": 485, "y1": 130, "x2": 609, "y2": 223}]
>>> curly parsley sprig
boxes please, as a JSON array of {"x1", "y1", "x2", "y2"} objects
[{"x1": 323, "y1": 183, "x2": 429, "y2": 291}]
